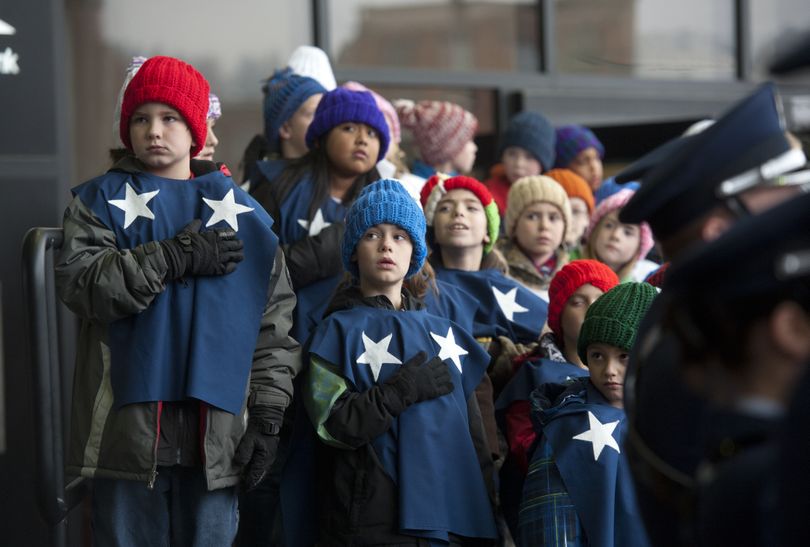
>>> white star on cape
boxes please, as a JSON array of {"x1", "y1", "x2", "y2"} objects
[
  {"x1": 298, "y1": 209, "x2": 331, "y2": 236},
  {"x1": 430, "y1": 327, "x2": 468, "y2": 372},
  {"x1": 203, "y1": 189, "x2": 254, "y2": 231},
  {"x1": 492, "y1": 286, "x2": 529, "y2": 322},
  {"x1": 356, "y1": 332, "x2": 402, "y2": 381},
  {"x1": 572, "y1": 410, "x2": 621, "y2": 461},
  {"x1": 107, "y1": 182, "x2": 159, "y2": 229}
]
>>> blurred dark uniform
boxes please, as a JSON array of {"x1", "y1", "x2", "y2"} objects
[
  {"x1": 615, "y1": 83, "x2": 807, "y2": 546},
  {"x1": 660, "y1": 192, "x2": 810, "y2": 545}
]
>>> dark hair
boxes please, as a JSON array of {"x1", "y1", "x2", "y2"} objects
[
  {"x1": 273, "y1": 137, "x2": 381, "y2": 221},
  {"x1": 404, "y1": 261, "x2": 439, "y2": 300},
  {"x1": 239, "y1": 134, "x2": 273, "y2": 183}
]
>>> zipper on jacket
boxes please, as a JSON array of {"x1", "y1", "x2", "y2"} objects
[{"x1": 148, "y1": 401, "x2": 164, "y2": 490}]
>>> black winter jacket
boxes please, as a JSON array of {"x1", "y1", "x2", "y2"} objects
[{"x1": 249, "y1": 160, "x2": 345, "y2": 291}]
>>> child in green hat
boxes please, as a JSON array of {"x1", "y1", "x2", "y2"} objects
[{"x1": 515, "y1": 282, "x2": 656, "y2": 546}]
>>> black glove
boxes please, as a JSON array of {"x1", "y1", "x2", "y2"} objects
[
  {"x1": 384, "y1": 351, "x2": 455, "y2": 409},
  {"x1": 233, "y1": 405, "x2": 283, "y2": 491},
  {"x1": 160, "y1": 219, "x2": 244, "y2": 280}
]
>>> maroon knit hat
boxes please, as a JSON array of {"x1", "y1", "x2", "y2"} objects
[
  {"x1": 395, "y1": 99, "x2": 478, "y2": 166},
  {"x1": 547, "y1": 259, "x2": 619, "y2": 340},
  {"x1": 119, "y1": 56, "x2": 210, "y2": 158}
]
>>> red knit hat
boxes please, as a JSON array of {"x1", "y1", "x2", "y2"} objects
[
  {"x1": 547, "y1": 259, "x2": 619, "y2": 340},
  {"x1": 395, "y1": 99, "x2": 478, "y2": 166},
  {"x1": 545, "y1": 168, "x2": 595, "y2": 213},
  {"x1": 420, "y1": 174, "x2": 501, "y2": 254},
  {"x1": 119, "y1": 56, "x2": 210, "y2": 158}
]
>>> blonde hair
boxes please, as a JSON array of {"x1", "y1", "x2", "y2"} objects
[{"x1": 581, "y1": 213, "x2": 639, "y2": 281}]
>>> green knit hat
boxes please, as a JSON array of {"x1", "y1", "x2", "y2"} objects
[{"x1": 577, "y1": 282, "x2": 658, "y2": 365}]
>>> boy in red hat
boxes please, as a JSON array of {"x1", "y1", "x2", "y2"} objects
[{"x1": 56, "y1": 55, "x2": 301, "y2": 546}]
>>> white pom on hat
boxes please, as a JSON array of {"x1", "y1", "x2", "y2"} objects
[{"x1": 287, "y1": 45, "x2": 337, "y2": 91}]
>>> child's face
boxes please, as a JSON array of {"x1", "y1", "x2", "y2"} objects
[
  {"x1": 513, "y1": 201, "x2": 565, "y2": 263},
  {"x1": 195, "y1": 118, "x2": 219, "y2": 162},
  {"x1": 452, "y1": 139, "x2": 478, "y2": 174},
  {"x1": 585, "y1": 342, "x2": 629, "y2": 408},
  {"x1": 560, "y1": 283, "x2": 605, "y2": 360},
  {"x1": 353, "y1": 223, "x2": 413, "y2": 290},
  {"x1": 592, "y1": 210, "x2": 640, "y2": 273},
  {"x1": 279, "y1": 93, "x2": 323, "y2": 159},
  {"x1": 326, "y1": 122, "x2": 380, "y2": 177},
  {"x1": 433, "y1": 188, "x2": 490, "y2": 253},
  {"x1": 129, "y1": 102, "x2": 193, "y2": 179},
  {"x1": 568, "y1": 147, "x2": 603, "y2": 190},
  {"x1": 567, "y1": 197, "x2": 590, "y2": 246},
  {"x1": 502, "y1": 146, "x2": 542, "y2": 184}
]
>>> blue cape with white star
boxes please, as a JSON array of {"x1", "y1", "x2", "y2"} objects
[
  {"x1": 276, "y1": 175, "x2": 347, "y2": 343},
  {"x1": 421, "y1": 278, "x2": 479, "y2": 335},
  {"x1": 72, "y1": 168, "x2": 277, "y2": 415},
  {"x1": 536, "y1": 388, "x2": 650, "y2": 547},
  {"x1": 434, "y1": 267, "x2": 548, "y2": 343},
  {"x1": 495, "y1": 358, "x2": 589, "y2": 412},
  {"x1": 308, "y1": 307, "x2": 498, "y2": 541}
]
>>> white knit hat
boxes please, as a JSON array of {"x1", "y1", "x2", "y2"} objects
[{"x1": 287, "y1": 45, "x2": 337, "y2": 91}]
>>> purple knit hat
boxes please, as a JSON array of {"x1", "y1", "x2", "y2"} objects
[
  {"x1": 342, "y1": 81, "x2": 401, "y2": 144},
  {"x1": 555, "y1": 125, "x2": 605, "y2": 169},
  {"x1": 305, "y1": 88, "x2": 391, "y2": 161}
]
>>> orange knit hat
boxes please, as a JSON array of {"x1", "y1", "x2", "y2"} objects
[{"x1": 545, "y1": 168, "x2": 595, "y2": 213}]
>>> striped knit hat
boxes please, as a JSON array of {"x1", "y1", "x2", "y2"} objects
[
  {"x1": 420, "y1": 174, "x2": 500, "y2": 254},
  {"x1": 207, "y1": 92, "x2": 222, "y2": 120},
  {"x1": 395, "y1": 99, "x2": 478, "y2": 166},
  {"x1": 577, "y1": 282, "x2": 657, "y2": 364}
]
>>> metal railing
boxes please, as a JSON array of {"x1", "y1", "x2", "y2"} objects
[{"x1": 21, "y1": 227, "x2": 86, "y2": 540}]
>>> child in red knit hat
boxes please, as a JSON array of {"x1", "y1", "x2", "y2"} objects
[
  {"x1": 55, "y1": 55, "x2": 301, "y2": 546},
  {"x1": 498, "y1": 259, "x2": 620, "y2": 472}
]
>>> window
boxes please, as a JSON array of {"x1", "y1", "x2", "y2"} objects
[
  {"x1": 329, "y1": 0, "x2": 539, "y2": 72},
  {"x1": 67, "y1": 0, "x2": 312, "y2": 183},
  {"x1": 554, "y1": 0, "x2": 735, "y2": 80},
  {"x1": 750, "y1": 0, "x2": 810, "y2": 83}
]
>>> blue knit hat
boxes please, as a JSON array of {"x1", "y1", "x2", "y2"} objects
[
  {"x1": 555, "y1": 124, "x2": 605, "y2": 169},
  {"x1": 500, "y1": 111, "x2": 556, "y2": 171},
  {"x1": 262, "y1": 68, "x2": 326, "y2": 153},
  {"x1": 342, "y1": 178, "x2": 427, "y2": 279},
  {"x1": 305, "y1": 88, "x2": 391, "y2": 162}
]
